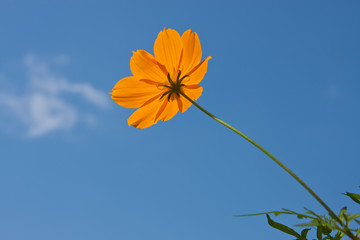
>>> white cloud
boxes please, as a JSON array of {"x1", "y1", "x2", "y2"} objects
[
  {"x1": 28, "y1": 94, "x2": 77, "y2": 137},
  {"x1": 25, "y1": 54, "x2": 108, "y2": 109},
  {"x1": 0, "y1": 53, "x2": 109, "y2": 138}
]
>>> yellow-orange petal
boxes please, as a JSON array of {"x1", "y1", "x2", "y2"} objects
[
  {"x1": 182, "y1": 56, "x2": 211, "y2": 85},
  {"x1": 130, "y1": 50, "x2": 168, "y2": 83},
  {"x1": 179, "y1": 85, "x2": 203, "y2": 113},
  {"x1": 181, "y1": 29, "x2": 202, "y2": 75},
  {"x1": 110, "y1": 76, "x2": 161, "y2": 108},
  {"x1": 127, "y1": 99, "x2": 162, "y2": 129},
  {"x1": 156, "y1": 97, "x2": 179, "y2": 122},
  {"x1": 154, "y1": 28, "x2": 183, "y2": 77}
]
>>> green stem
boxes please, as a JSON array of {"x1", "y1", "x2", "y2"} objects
[{"x1": 179, "y1": 92, "x2": 356, "y2": 240}]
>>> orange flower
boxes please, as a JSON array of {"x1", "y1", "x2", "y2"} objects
[{"x1": 110, "y1": 28, "x2": 211, "y2": 128}]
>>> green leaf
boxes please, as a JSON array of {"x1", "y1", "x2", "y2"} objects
[
  {"x1": 266, "y1": 214, "x2": 301, "y2": 238},
  {"x1": 295, "y1": 223, "x2": 318, "y2": 227},
  {"x1": 344, "y1": 192, "x2": 360, "y2": 204},
  {"x1": 316, "y1": 226, "x2": 323, "y2": 240},
  {"x1": 233, "y1": 208, "x2": 317, "y2": 220},
  {"x1": 300, "y1": 228, "x2": 311, "y2": 239},
  {"x1": 233, "y1": 211, "x2": 292, "y2": 217},
  {"x1": 322, "y1": 225, "x2": 332, "y2": 235},
  {"x1": 282, "y1": 208, "x2": 317, "y2": 220},
  {"x1": 347, "y1": 213, "x2": 360, "y2": 221},
  {"x1": 339, "y1": 207, "x2": 348, "y2": 224},
  {"x1": 339, "y1": 207, "x2": 347, "y2": 217},
  {"x1": 333, "y1": 232, "x2": 342, "y2": 240},
  {"x1": 304, "y1": 208, "x2": 323, "y2": 219}
]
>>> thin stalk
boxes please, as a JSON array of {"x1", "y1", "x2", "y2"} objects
[{"x1": 179, "y1": 91, "x2": 356, "y2": 240}]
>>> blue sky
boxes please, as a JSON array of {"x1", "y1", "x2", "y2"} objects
[{"x1": 0, "y1": 1, "x2": 359, "y2": 239}]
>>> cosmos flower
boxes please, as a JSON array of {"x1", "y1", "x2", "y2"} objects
[{"x1": 110, "y1": 28, "x2": 211, "y2": 128}]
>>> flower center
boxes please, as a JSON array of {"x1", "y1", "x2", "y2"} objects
[{"x1": 160, "y1": 71, "x2": 189, "y2": 101}]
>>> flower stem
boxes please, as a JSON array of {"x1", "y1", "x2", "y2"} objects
[{"x1": 179, "y1": 92, "x2": 356, "y2": 240}]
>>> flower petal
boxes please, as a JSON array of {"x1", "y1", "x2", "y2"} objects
[
  {"x1": 179, "y1": 85, "x2": 203, "y2": 113},
  {"x1": 182, "y1": 56, "x2": 211, "y2": 85},
  {"x1": 111, "y1": 76, "x2": 160, "y2": 108},
  {"x1": 130, "y1": 50, "x2": 168, "y2": 83},
  {"x1": 156, "y1": 97, "x2": 179, "y2": 122},
  {"x1": 127, "y1": 99, "x2": 162, "y2": 129},
  {"x1": 154, "y1": 28, "x2": 183, "y2": 77},
  {"x1": 181, "y1": 29, "x2": 202, "y2": 75}
]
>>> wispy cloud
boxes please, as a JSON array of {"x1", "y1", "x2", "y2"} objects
[{"x1": 0, "y1": 53, "x2": 109, "y2": 138}]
